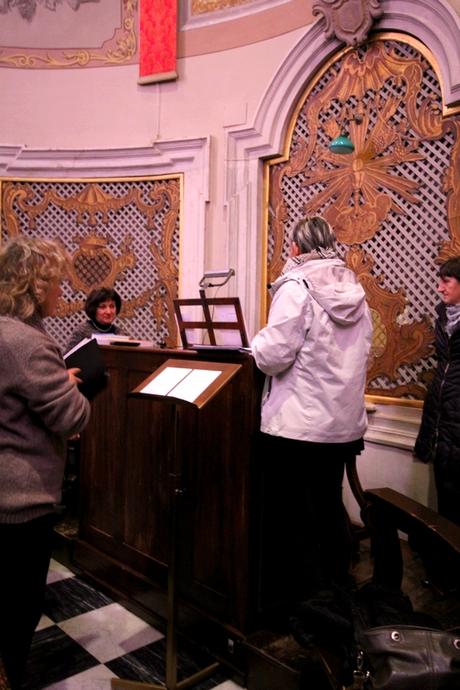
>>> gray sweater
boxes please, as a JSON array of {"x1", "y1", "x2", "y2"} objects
[
  {"x1": 66, "y1": 320, "x2": 125, "y2": 351},
  {"x1": 0, "y1": 316, "x2": 91, "y2": 523}
]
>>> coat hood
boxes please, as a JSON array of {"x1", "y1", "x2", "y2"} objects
[
  {"x1": 253, "y1": 255, "x2": 371, "y2": 443},
  {"x1": 271, "y1": 257, "x2": 367, "y2": 326}
]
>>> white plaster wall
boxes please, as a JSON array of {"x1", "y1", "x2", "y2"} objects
[
  {"x1": 2, "y1": 0, "x2": 460, "y2": 519},
  {"x1": 4, "y1": 1, "x2": 460, "y2": 331},
  {"x1": 343, "y1": 442, "x2": 436, "y2": 525},
  {"x1": 344, "y1": 403, "x2": 435, "y2": 524},
  {"x1": 4, "y1": 32, "x2": 300, "y2": 149},
  {"x1": 2, "y1": 27, "x2": 304, "y2": 275}
]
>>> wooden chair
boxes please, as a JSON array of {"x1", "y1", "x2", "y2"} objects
[{"x1": 362, "y1": 486, "x2": 460, "y2": 593}]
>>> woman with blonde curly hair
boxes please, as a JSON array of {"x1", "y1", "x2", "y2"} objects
[
  {"x1": 0, "y1": 235, "x2": 68, "y2": 319},
  {"x1": 0, "y1": 235, "x2": 90, "y2": 690}
]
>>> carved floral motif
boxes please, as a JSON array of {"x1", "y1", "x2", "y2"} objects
[
  {"x1": 147, "y1": 180, "x2": 180, "y2": 340},
  {"x1": 438, "y1": 119, "x2": 460, "y2": 262},
  {"x1": 2, "y1": 181, "x2": 164, "y2": 230},
  {"x1": 345, "y1": 248, "x2": 434, "y2": 395},
  {"x1": 1, "y1": 178, "x2": 180, "y2": 346},
  {"x1": 267, "y1": 40, "x2": 445, "y2": 398},
  {"x1": 312, "y1": 0, "x2": 383, "y2": 47},
  {"x1": 269, "y1": 42, "x2": 443, "y2": 277},
  {"x1": 65, "y1": 231, "x2": 136, "y2": 294}
]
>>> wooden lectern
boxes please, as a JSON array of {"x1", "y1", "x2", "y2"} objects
[
  {"x1": 111, "y1": 358, "x2": 242, "y2": 690},
  {"x1": 173, "y1": 292, "x2": 249, "y2": 348}
]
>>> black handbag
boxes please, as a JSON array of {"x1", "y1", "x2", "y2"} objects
[{"x1": 352, "y1": 625, "x2": 460, "y2": 689}]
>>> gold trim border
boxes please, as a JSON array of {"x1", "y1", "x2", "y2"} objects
[
  {"x1": 264, "y1": 31, "x2": 458, "y2": 178},
  {"x1": 259, "y1": 32, "x2": 449, "y2": 405},
  {"x1": 366, "y1": 394, "x2": 423, "y2": 409},
  {"x1": 0, "y1": 172, "x2": 184, "y2": 347},
  {"x1": 0, "y1": 172, "x2": 184, "y2": 262}
]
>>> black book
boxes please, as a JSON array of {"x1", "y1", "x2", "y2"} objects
[{"x1": 64, "y1": 337, "x2": 107, "y2": 399}]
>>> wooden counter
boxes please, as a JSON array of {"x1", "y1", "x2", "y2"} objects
[{"x1": 74, "y1": 345, "x2": 268, "y2": 656}]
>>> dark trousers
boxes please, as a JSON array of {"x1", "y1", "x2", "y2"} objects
[
  {"x1": 259, "y1": 433, "x2": 354, "y2": 599},
  {"x1": 0, "y1": 514, "x2": 55, "y2": 690},
  {"x1": 434, "y1": 460, "x2": 460, "y2": 526},
  {"x1": 413, "y1": 460, "x2": 460, "y2": 591}
]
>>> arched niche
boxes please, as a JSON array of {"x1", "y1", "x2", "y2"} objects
[{"x1": 226, "y1": 0, "x2": 460, "y2": 338}]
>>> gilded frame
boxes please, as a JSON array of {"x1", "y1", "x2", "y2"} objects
[{"x1": 262, "y1": 32, "x2": 459, "y2": 406}]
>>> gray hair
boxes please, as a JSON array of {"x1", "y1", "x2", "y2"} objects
[{"x1": 291, "y1": 216, "x2": 336, "y2": 254}]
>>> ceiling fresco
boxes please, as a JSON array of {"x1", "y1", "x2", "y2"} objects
[
  {"x1": 0, "y1": 0, "x2": 312, "y2": 69},
  {"x1": 0, "y1": 0, "x2": 137, "y2": 68},
  {"x1": 0, "y1": 0, "x2": 98, "y2": 20}
]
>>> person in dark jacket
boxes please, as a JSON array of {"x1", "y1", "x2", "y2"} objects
[{"x1": 415, "y1": 255, "x2": 460, "y2": 526}]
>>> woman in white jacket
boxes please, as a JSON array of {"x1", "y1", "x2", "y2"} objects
[{"x1": 251, "y1": 216, "x2": 372, "y2": 596}]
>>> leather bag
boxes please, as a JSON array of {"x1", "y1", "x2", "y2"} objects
[
  {"x1": 353, "y1": 625, "x2": 460, "y2": 689},
  {"x1": 0, "y1": 657, "x2": 10, "y2": 690}
]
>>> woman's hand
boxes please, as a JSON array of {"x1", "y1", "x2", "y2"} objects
[{"x1": 67, "y1": 367, "x2": 82, "y2": 386}]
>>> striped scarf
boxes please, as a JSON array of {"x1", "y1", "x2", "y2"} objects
[
  {"x1": 445, "y1": 304, "x2": 460, "y2": 337},
  {"x1": 280, "y1": 248, "x2": 337, "y2": 276}
]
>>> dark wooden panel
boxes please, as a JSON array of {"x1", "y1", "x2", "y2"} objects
[
  {"x1": 77, "y1": 345, "x2": 264, "y2": 635},
  {"x1": 123, "y1": 394, "x2": 172, "y2": 563}
]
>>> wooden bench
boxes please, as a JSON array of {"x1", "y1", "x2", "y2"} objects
[{"x1": 362, "y1": 487, "x2": 460, "y2": 590}]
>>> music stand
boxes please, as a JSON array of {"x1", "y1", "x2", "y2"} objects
[
  {"x1": 173, "y1": 291, "x2": 249, "y2": 348},
  {"x1": 111, "y1": 358, "x2": 242, "y2": 690}
]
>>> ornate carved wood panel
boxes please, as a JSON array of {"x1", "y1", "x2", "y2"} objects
[
  {"x1": 266, "y1": 36, "x2": 460, "y2": 400},
  {"x1": 0, "y1": 176, "x2": 181, "y2": 350}
]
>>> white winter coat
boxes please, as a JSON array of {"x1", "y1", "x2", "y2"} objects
[{"x1": 251, "y1": 257, "x2": 372, "y2": 443}]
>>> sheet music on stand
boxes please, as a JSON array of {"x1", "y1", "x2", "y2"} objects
[
  {"x1": 113, "y1": 358, "x2": 241, "y2": 690},
  {"x1": 173, "y1": 292, "x2": 249, "y2": 350},
  {"x1": 130, "y1": 358, "x2": 241, "y2": 409}
]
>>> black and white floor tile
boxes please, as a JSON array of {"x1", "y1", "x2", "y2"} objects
[{"x1": 24, "y1": 559, "x2": 245, "y2": 690}]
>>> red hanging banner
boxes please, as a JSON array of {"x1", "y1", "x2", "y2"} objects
[{"x1": 139, "y1": 0, "x2": 177, "y2": 84}]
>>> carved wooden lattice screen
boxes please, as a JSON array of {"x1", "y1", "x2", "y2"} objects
[
  {"x1": 266, "y1": 36, "x2": 460, "y2": 400},
  {"x1": 0, "y1": 176, "x2": 181, "y2": 351}
]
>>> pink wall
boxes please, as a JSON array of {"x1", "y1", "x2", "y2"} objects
[{"x1": 3, "y1": 0, "x2": 460, "y2": 509}]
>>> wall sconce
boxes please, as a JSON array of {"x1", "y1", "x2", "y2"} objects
[
  {"x1": 199, "y1": 268, "x2": 235, "y2": 289},
  {"x1": 329, "y1": 106, "x2": 363, "y2": 155}
]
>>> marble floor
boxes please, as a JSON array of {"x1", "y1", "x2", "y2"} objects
[
  {"x1": 22, "y1": 538, "x2": 460, "y2": 690},
  {"x1": 23, "y1": 559, "x2": 245, "y2": 690}
]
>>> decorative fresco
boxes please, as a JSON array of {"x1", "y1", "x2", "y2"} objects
[
  {"x1": 0, "y1": 177, "x2": 181, "y2": 350},
  {"x1": 0, "y1": 0, "x2": 99, "y2": 20},
  {"x1": 266, "y1": 37, "x2": 460, "y2": 400},
  {"x1": 0, "y1": 0, "x2": 137, "y2": 69},
  {"x1": 191, "y1": 0, "x2": 253, "y2": 13}
]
